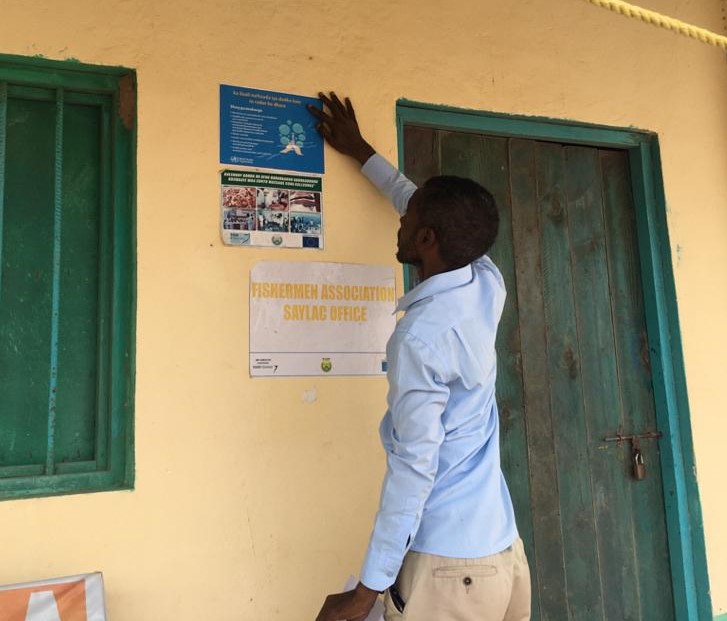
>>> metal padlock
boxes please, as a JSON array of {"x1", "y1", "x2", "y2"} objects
[{"x1": 632, "y1": 445, "x2": 646, "y2": 481}]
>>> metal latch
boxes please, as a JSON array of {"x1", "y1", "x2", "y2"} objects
[{"x1": 603, "y1": 431, "x2": 662, "y2": 481}]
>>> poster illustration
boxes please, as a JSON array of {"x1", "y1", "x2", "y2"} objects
[
  {"x1": 220, "y1": 85, "x2": 324, "y2": 174},
  {"x1": 0, "y1": 573, "x2": 107, "y2": 621},
  {"x1": 221, "y1": 170, "x2": 323, "y2": 248},
  {"x1": 250, "y1": 262, "x2": 397, "y2": 377}
]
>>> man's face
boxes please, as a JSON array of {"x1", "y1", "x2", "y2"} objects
[{"x1": 396, "y1": 190, "x2": 422, "y2": 265}]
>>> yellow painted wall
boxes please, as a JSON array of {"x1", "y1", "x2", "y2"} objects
[{"x1": 0, "y1": 0, "x2": 725, "y2": 618}]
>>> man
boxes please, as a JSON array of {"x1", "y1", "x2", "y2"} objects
[{"x1": 309, "y1": 93, "x2": 531, "y2": 621}]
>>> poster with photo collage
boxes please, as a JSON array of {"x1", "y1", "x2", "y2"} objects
[{"x1": 220, "y1": 170, "x2": 323, "y2": 249}]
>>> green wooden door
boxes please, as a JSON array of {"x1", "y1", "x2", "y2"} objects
[{"x1": 403, "y1": 127, "x2": 675, "y2": 621}]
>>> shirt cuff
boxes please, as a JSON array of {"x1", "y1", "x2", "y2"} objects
[
  {"x1": 360, "y1": 559, "x2": 397, "y2": 592},
  {"x1": 361, "y1": 153, "x2": 393, "y2": 184},
  {"x1": 360, "y1": 153, "x2": 417, "y2": 216}
]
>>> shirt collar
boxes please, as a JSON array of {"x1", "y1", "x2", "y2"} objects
[{"x1": 396, "y1": 263, "x2": 474, "y2": 313}]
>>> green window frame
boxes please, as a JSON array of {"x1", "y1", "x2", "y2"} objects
[{"x1": 0, "y1": 54, "x2": 135, "y2": 500}]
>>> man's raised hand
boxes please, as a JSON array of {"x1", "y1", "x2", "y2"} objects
[{"x1": 308, "y1": 92, "x2": 376, "y2": 165}]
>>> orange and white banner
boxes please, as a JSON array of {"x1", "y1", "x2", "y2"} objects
[{"x1": 0, "y1": 573, "x2": 106, "y2": 621}]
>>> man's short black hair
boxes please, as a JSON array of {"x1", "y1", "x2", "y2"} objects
[{"x1": 416, "y1": 175, "x2": 499, "y2": 270}]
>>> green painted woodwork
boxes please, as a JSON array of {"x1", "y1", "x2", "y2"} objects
[
  {"x1": 0, "y1": 53, "x2": 135, "y2": 500},
  {"x1": 564, "y1": 145, "x2": 644, "y2": 620},
  {"x1": 629, "y1": 141, "x2": 711, "y2": 620},
  {"x1": 439, "y1": 132, "x2": 542, "y2": 621},
  {"x1": 507, "y1": 139, "x2": 567, "y2": 621},
  {"x1": 397, "y1": 100, "x2": 645, "y2": 150},
  {"x1": 56, "y1": 100, "x2": 103, "y2": 466},
  {"x1": 401, "y1": 125, "x2": 436, "y2": 291},
  {"x1": 530, "y1": 140, "x2": 602, "y2": 620},
  {"x1": 601, "y1": 149, "x2": 674, "y2": 618},
  {"x1": 2, "y1": 93, "x2": 56, "y2": 469},
  {"x1": 472, "y1": 137, "x2": 540, "y2": 618},
  {"x1": 397, "y1": 100, "x2": 711, "y2": 620}
]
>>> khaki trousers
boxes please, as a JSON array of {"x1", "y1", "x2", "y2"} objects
[{"x1": 383, "y1": 539, "x2": 531, "y2": 621}]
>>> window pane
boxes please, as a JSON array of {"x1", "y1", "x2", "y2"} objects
[
  {"x1": 0, "y1": 57, "x2": 134, "y2": 498},
  {"x1": 0, "y1": 94, "x2": 57, "y2": 468},
  {"x1": 55, "y1": 101, "x2": 104, "y2": 465}
]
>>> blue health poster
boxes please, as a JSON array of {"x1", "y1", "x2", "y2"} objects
[{"x1": 220, "y1": 85, "x2": 324, "y2": 174}]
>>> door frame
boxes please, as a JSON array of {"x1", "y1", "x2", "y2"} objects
[{"x1": 396, "y1": 100, "x2": 712, "y2": 620}]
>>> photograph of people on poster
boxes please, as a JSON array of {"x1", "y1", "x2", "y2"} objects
[
  {"x1": 257, "y1": 188, "x2": 289, "y2": 211},
  {"x1": 223, "y1": 209, "x2": 256, "y2": 231},
  {"x1": 257, "y1": 210, "x2": 289, "y2": 232},
  {"x1": 222, "y1": 185, "x2": 258, "y2": 231},
  {"x1": 290, "y1": 213, "x2": 321, "y2": 234},
  {"x1": 289, "y1": 190, "x2": 321, "y2": 213}
]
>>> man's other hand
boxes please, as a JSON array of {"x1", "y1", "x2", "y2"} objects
[
  {"x1": 308, "y1": 92, "x2": 376, "y2": 165},
  {"x1": 315, "y1": 582, "x2": 379, "y2": 621}
]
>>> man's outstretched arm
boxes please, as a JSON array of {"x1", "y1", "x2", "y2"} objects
[
  {"x1": 308, "y1": 92, "x2": 427, "y2": 621},
  {"x1": 306, "y1": 92, "x2": 381, "y2": 621},
  {"x1": 308, "y1": 92, "x2": 417, "y2": 216}
]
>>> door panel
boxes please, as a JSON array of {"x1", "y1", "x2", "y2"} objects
[
  {"x1": 599, "y1": 150, "x2": 674, "y2": 620},
  {"x1": 562, "y1": 144, "x2": 635, "y2": 620},
  {"x1": 402, "y1": 126, "x2": 674, "y2": 621},
  {"x1": 507, "y1": 137, "x2": 569, "y2": 620}
]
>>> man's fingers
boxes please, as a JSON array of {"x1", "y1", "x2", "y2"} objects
[
  {"x1": 329, "y1": 91, "x2": 347, "y2": 115},
  {"x1": 307, "y1": 104, "x2": 331, "y2": 122},
  {"x1": 316, "y1": 122, "x2": 336, "y2": 145},
  {"x1": 345, "y1": 97, "x2": 357, "y2": 121},
  {"x1": 315, "y1": 594, "x2": 339, "y2": 621},
  {"x1": 316, "y1": 589, "x2": 375, "y2": 621},
  {"x1": 316, "y1": 91, "x2": 356, "y2": 124},
  {"x1": 318, "y1": 92, "x2": 335, "y2": 113}
]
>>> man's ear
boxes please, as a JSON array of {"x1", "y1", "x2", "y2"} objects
[{"x1": 416, "y1": 226, "x2": 438, "y2": 250}]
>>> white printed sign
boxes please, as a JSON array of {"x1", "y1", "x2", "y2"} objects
[
  {"x1": 250, "y1": 261, "x2": 397, "y2": 377},
  {"x1": 0, "y1": 573, "x2": 106, "y2": 621}
]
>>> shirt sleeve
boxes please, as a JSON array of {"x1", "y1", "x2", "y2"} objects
[
  {"x1": 360, "y1": 153, "x2": 418, "y2": 216},
  {"x1": 360, "y1": 332, "x2": 448, "y2": 591}
]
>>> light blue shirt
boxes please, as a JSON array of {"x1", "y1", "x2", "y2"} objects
[{"x1": 359, "y1": 154, "x2": 518, "y2": 592}]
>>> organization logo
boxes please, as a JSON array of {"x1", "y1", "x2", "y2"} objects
[
  {"x1": 320, "y1": 357, "x2": 333, "y2": 373},
  {"x1": 229, "y1": 232, "x2": 251, "y2": 245},
  {"x1": 279, "y1": 120, "x2": 306, "y2": 156},
  {"x1": 271, "y1": 235, "x2": 283, "y2": 246}
]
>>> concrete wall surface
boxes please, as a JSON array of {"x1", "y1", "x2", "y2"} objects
[{"x1": 0, "y1": 0, "x2": 725, "y2": 618}]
